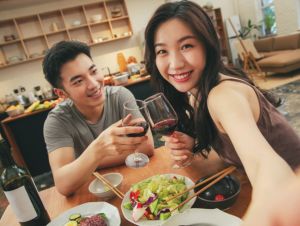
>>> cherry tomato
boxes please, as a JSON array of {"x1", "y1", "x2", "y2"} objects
[{"x1": 215, "y1": 194, "x2": 225, "y2": 201}]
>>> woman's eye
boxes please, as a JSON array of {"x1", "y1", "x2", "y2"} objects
[
  {"x1": 156, "y1": 49, "x2": 166, "y2": 55},
  {"x1": 182, "y1": 44, "x2": 193, "y2": 50},
  {"x1": 91, "y1": 69, "x2": 98, "y2": 75}
]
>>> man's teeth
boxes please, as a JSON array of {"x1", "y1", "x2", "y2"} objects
[{"x1": 173, "y1": 72, "x2": 190, "y2": 79}]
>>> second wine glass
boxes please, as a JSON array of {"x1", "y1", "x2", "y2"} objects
[
  {"x1": 123, "y1": 99, "x2": 149, "y2": 168},
  {"x1": 145, "y1": 93, "x2": 194, "y2": 169},
  {"x1": 145, "y1": 93, "x2": 178, "y2": 136}
]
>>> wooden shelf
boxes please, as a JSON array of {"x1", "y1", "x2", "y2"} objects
[
  {"x1": 204, "y1": 8, "x2": 230, "y2": 62},
  {"x1": 0, "y1": 0, "x2": 133, "y2": 69},
  {"x1": 0, "y1": 39, "x2": 21, "y2": 46}
]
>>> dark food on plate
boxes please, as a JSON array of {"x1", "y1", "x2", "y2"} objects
[
  {"x1": 80, "y1": 215, "x2": 107, "y2": 226},
  {"x1": 64, "y1": 213, "x2": 107, "y2": 226}
]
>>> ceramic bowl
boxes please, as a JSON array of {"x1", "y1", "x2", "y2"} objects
[
  {"x1": 8, "y1": 56, "x2": 22, "y2": 64},
  {"x1": 194, "y1": 174, "x2": 240, "y2": 210},
  {"x1": 88, "y1": 173, "x2": 123, "y2": 200},
  {"x1": 113, "y1": 72, "x2": 129, "y2": 85}
]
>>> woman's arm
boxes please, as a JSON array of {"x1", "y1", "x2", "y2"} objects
[{"x1": 207, "y1": 83, "x2": 296, "y2": 218}]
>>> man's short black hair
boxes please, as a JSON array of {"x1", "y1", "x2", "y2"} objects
[{"x1": 43, "y1": 41, "x2": 92, "y2": 88}]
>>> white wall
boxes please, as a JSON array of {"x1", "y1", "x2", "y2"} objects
[
  {"x1": 235, "y1": 0, "x2": 299, "y2": 36},
  {"x1": 297, "y1": 0, "x2": 300, "y2": 29},
  {"x1": 274, "y1": 0, "x2": 299, "y2": 34},
  {"x1": 0, "y1": 0, "x2": 164, "y2": 98}
]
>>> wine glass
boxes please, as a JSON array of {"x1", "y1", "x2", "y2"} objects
[
  {"x1": 123, "y1": 99, "x2": 150, "y2": 168},
  {"x1": 145, "y1": 93, "x2": 193, "y2": 168},
  {"x1": 145, "y1": 93, "x2": 178, "y2": 136}
]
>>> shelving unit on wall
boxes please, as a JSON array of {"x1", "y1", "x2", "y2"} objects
[
  {"x1": 205, "y1": 8, "x2": 230, "y2": 63},
  {"x1": 0, "y1": 0, "x2": 132, "y2": 69}
]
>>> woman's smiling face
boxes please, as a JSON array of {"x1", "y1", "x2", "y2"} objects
[{"x1": 154, "y1": 18, "x2": 206, "y2": 93}]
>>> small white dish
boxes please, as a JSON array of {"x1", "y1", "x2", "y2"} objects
[
  {"x1": 161, "y1": 208, "x2": 242, "y2": 226},
  {"x1": 8, "y1": 56, "x2": 22, "y2": 64},
  {"x1": 89, "y1": 173, "x2": 123, "y2": 200},
  {"x1": 47, "y1": 202, "x2": 121, "y2": 226},
  {"x1": 91, "y1": 14, "x2": 102, "y2": 23},
  {"x1": 121, "y1": 174, "x2": 196, "y2": 226}
]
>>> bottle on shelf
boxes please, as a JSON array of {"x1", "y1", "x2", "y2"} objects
[
  {"x1": 33, "y1": 86, "x2": 45, "y2": 101},
  {"x1": 15, "y1": 87, "x2": 30, "y2": 107},
  {"x1": 0, "y1": 139, "x2": 51, "y2": 226},
  {"x1": 117, "y1": 52, "x2": 127, "y2": 73}
]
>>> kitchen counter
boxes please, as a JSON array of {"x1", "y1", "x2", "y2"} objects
[{"x1": 124, "y1": 75, "x2": 151, "y2": 87}]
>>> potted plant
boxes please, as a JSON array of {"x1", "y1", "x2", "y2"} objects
[{"x1": 239, "y1": 19, "x2": 262, "y2": 39}]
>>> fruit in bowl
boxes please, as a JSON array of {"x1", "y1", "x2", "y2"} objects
[
  {"x1": 194, "y1": 174, "x2": 240, "y2": 210},
  {"x1": 5, "y1": 104, "x2": 24, "y2": 117}
]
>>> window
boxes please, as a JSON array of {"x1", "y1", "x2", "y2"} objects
[{"x1": 261, "y1": 0, "x2": 277, "y2": 35}]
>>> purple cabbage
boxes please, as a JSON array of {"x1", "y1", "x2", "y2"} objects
[{"x1": 143, "y1": 193, "x2": 158, "y2": 206}]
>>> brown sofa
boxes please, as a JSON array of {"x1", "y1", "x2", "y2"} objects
[{"x1": 254, "y1": 33, "x2": 300, "y2": 73}]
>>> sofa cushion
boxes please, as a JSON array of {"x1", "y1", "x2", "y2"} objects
[
  {"x1": 254, "y1": 37, "x2": 274, "y2": 52},
  {"x1": 257, "y1": 49, "x2": 300, "y2": 67},
  {"x1": 260, "y1": 50, "x2": 293, "y2": 57},
  {"x1": 273, "y1": 33, "x2": 299, "y2": 51}
]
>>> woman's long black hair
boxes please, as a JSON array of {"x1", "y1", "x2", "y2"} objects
[{"x1": 144, "y1": 0, "x2": 280, "y2": 157}]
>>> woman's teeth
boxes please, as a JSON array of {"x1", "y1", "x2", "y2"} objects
[{"x1": 173, "y1": 72, "x2": 190, "y2": 79}]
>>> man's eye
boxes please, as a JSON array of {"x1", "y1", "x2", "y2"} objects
[
  {"x1": 91, "y1": 69, "x2": 98, "y2": 75},
  {"x1": 73, "y1": 80, "x2": 82, "y2": 85}
]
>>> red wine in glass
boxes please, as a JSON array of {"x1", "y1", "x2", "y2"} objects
[
  {"x1": 127, "y1": 121, "x2": 149, "y2": 137},
  {"x1": 145, "y1": 93, "x2": 178, "y2": 136},
  {"x1": 152, "y1": 118, "x2": 177, "y2": 136},
  {"x1": 123, "y1": 99, "x2": 149, "y2": 168}
]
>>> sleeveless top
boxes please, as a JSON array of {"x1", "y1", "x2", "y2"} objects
[{"x1": 211, "y1": 78, "x2": 300, "y2": 170}]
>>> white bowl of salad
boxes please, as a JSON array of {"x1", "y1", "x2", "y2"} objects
[{"x1": 121, "y1": 174, "x2": 196, "y2": 226}]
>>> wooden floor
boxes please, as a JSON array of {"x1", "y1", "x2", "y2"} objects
[{"x1": 253, "y1": 70, "x2": 300, "y2": 90}]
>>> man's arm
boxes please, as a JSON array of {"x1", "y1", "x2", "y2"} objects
[{"x1": 49, "y1": 119, "x2": 153, "y2": 196}]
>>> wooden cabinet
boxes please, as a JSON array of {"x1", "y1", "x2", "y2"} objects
[
  {"x1": 205, "y1": 8, "x2": 230, "y2": 63},
  {"x1": 0, "y1": 0, "x2": 132, "y2": 69}
]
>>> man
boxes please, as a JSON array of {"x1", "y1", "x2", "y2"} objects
[{"x1": 43, "y1": 41, "x2": 154, "y2": 196}]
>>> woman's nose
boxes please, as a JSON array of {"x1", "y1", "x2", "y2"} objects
[{"x1": 169, "y1": 52, "x2": 185, "y2": 70}]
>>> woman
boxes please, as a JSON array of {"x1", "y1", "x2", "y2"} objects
[{"x1": 144, "y1": 0, "x2": 300, "y2": 223}]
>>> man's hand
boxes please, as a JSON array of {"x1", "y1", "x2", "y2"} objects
[{"x1": 93, "y1": 119, "x2": 148, "y2": 158}]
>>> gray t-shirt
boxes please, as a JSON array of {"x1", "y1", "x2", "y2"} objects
[{"x1": 43, "y1": 86, "x2": 135, "y2": 158}]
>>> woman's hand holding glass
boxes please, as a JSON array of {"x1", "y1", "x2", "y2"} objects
[
  {"x1": 145, "y1": 93, "x2": 194, "y2": 168},
  {"x1": 163, "y1": 131, "x2": 195, "y2": 168}
]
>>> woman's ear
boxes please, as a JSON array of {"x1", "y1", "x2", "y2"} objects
[{"x1": 54, "y1": 88, "x2": 68, "y2": 99}]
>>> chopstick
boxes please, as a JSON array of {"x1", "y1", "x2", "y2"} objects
[
  {"x1": 166, "y1": 165, "x2": 236, "y2": 203},
  {"x1": 93, "y1": 172, "x2": 125, "y2": 199},
  {"x1": 170, "y1": 166, "x2": 236, "y2": 212}
]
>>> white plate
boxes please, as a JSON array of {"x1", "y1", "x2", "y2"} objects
[
  {"x1": 162, "y1": 208, "x2": 242, "y2": 226},
  {"x1": 47, "y1": 202, "x2": 121, "y2": 226},
  {"x1": 121, "y1": 174, "x2": 196, "y2": 226}
]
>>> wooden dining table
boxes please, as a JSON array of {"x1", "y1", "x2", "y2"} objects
[{"x1": 0, "y1": 146, "x2": 252, "y2": 225}]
